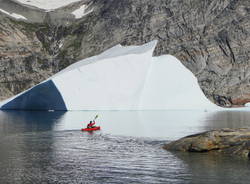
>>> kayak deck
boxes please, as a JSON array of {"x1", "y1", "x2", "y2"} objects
[{"x1": 81, "y1": 126, "x2": 101, "y2": 131}]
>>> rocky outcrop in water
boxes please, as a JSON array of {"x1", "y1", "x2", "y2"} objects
[
  {"x1": 163, "y1": 128, "x2": 250, "y2": 159},
  {"x1": 1, "y1": 0, "x2": 250, "y2": 107}
]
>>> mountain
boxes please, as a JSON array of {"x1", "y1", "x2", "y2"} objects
[{"x1": 0, "y1": 0, "x2": 250, "y2": 107}]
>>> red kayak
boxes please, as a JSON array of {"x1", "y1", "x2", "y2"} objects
[{"x1": 81, "y1": 126, "x2": 101, "y2": 132}]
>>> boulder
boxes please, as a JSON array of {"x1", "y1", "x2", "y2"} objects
[{"x1": 163, "y1": 128, "x2": 250, "y2": 158}]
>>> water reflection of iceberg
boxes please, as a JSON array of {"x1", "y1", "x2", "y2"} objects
[{"x1": 0, "y1": 111, "x2": 65, "y2": 134}]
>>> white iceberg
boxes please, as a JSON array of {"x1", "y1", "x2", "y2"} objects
[{"x1": 0, "y1": 40, "x2": 219, "y2": 111}]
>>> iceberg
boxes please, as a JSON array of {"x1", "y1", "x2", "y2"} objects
[{"x1": 0, "y1": 40, "x2": 219, "y2": 111}]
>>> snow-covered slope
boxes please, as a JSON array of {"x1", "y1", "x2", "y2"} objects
[
  {"x1": 16, "y1": 0, "x2": 81, "y2": 11},
  {"x1": 0, "y1": 8, "x2": 27, "y2": 20},
  {"x1": 71, "y1": 4, "x2": 92, "y2": 19},
  {"x1": 0, "y1": 41, "x2": 219, "y2": 111}
]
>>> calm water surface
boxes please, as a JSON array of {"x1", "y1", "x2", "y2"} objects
[{"x1": 0, "y1": 110, "x2": 250, "y2": 183}]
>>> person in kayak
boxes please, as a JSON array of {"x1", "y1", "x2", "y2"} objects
[{"x1": 87, "y1": 120, "x2": 96, "y2": 128}]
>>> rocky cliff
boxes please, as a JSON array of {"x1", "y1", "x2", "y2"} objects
[{"x1": 0, "y1": 0, "x2": 250, "y2": 107}]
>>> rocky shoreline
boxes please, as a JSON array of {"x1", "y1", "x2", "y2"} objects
[{"x1": 163, "y1": 128, "x2": 250, "y2": 159}]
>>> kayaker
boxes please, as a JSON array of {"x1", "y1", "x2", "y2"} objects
[{"x1": 87, "y1": 120, "x2": 96, "y2": 128}]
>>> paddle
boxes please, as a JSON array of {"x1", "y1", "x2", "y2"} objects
[
  {"x1": 93, "y1": 114, "x2": 99, "y2": 121},
  {"x1": 90, "y1": 114, "x2": 99, "y2": 128}
]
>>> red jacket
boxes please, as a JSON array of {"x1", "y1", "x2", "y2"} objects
[{"x1": 87, "y1": 121, "x2": 95, "y2": 127}]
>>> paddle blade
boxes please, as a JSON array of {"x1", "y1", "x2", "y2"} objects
[{"x1": 94, "y1": 114, "x2": 99, "y2": 120}]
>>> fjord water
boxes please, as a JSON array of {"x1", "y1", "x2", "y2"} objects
[{"x1": 1, "y1": 110, "x2": 250, "y2": 183}]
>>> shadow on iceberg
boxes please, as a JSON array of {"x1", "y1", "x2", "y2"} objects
[{"x1": 1, "y1": 80, "x2": 67, "y2": 110}]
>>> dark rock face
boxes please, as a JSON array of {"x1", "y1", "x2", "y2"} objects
[
  {"x1": 163, "y1": 128, "x2": 250, "y2": 159},
  {"x1": 0, "y1": 18, "x2": 54, "y2": 100},
  {"x1": 1, "y1": 0, "x2": 250, "y2": 107}
]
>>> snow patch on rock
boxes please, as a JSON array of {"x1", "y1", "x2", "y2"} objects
[
  {"x1": 0, "y1": 8, "x2": 27, "y2": 20},
  {"x1": 72, "y1": 4, "x2": 92, "y2": 19},
  {"x1": 16, "y1": 0, "x2": 82, "y2": 11}
]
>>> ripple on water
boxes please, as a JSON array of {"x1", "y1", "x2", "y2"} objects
[
  {"x1": 1, "y1": 130, "x2": 250, "y2": 184},
  {"x1": 0, "y1": 130, "x2": 190, "y2": 184}
]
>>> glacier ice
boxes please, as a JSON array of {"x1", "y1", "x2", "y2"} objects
[{"x1": 0, "y1": 40, "x2": 219, "y2": 111}]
